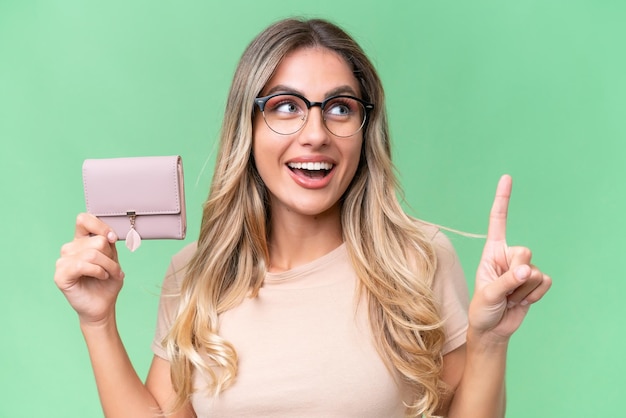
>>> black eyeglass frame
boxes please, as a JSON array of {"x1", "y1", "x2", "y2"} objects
[{"x1": 254, "y1": 92, "x2": 375, "y2": 137}]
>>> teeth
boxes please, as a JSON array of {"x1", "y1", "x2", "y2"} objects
[{"x1": 288, "y1": 162, "x2": 333, "y2": 170}]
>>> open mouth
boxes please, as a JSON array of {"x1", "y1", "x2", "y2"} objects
[{"x1": 287, "y1": 162, "x2": 334, "y2": 179}]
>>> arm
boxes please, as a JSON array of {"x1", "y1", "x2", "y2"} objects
[
  {"x1": 438, "y1": 176, "x2": 551, "y2": 418},
  {"x1": 435, "y1": 337, "x2": 508, "y2": 418},
  {"x1": 54, "y1": 214, "x2": 193, "y2": 418},
  {"x1": 444, "y1": 334, "x2": 507, "y2": 417},
  {"x1": 81, "y1": 319, "x2": 172, "y2": 417}
]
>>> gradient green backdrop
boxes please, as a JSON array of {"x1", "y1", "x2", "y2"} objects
[{"x1": 1, "y1": 1, "x2": 624, "y2": 417}]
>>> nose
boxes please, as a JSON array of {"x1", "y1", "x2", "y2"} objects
[{"x1": 297, "y1": 106, "x2": 329, "y2": 147}]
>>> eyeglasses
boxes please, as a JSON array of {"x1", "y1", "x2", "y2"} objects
[{"x1": 254, "y1": 93, "x2": 374, "y2": 138}]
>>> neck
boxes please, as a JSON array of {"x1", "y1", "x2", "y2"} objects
[{"x1": 268, "y1": 205, "x2": 343, "y2": 273}]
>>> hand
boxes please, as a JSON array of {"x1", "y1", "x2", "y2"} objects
[
  {"x1": 469, "y1": 175, "x2": 552, "y2": 342},
  {"x1": 54, "y1": 213, "x2": 125, "y2": 326}
]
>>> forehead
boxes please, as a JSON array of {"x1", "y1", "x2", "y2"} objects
[{"x1": 263, "y1": 47, "x2": 360, "y2": 97}]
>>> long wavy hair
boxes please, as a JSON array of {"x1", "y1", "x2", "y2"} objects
[{"x1": 165, "y1": 18, "x2": 446, "y2": 417}]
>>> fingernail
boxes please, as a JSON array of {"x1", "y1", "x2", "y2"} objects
[
  {"x1": 520, "y1": 299, "x2": 529, "y2": 306},
  {"x1": 507, "y1": 300, "x2": 516, "y2": 309},
  {"x1": 120, "y1": 271, "x2": 125, "y2": 279},
  {"x1": 107, "y1": 231, "x2": 118, "y2": 242}
]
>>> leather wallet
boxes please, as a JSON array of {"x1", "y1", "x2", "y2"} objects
[{"x1": 82, "y1": 155, "x2": 186, "y2": 251}]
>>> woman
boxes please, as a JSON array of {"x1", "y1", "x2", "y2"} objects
[{"x1": 54, "y1": 18, "x2": 551, "y2": 417}]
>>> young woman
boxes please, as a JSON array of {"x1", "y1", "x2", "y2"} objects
[{"x1": 54, "y1": 18, "x2": 551, "y2": 418}]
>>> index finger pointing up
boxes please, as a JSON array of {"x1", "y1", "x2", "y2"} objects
[{"x1": 487, "y1": 174, "x2": 512, "y2": 242}]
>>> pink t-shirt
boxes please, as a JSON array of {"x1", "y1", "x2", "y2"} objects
[{"x1": 152, "y1": 228, "x2": 469, "y2": 417}]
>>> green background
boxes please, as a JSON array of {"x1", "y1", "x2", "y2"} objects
[{"x1": 1, "y1": 1, "x2": 624, "y2": 416}]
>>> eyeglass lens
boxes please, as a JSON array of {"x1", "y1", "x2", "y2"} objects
[{"x1": 261, "y1": 94, "x2": 367, "y2": 137}]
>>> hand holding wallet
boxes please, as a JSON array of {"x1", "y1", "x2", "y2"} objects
[{"x1": 82, "y1": 155, "x2": 186, "y2": 251}]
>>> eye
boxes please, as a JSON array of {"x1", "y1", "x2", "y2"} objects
[
  {"x1": 266, "y1": 95, "x2": 306, "y2": 117},
  {"x1": 275, "y1": 101, "x2": 299, "y2": 113},
  {"x1": 324, "y1": 97, "x2": 360, "y2": 119}
]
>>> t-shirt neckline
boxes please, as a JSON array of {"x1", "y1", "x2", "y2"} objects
[{"x1": 264, "y1": 243, "x2": 347, "y2": 285}]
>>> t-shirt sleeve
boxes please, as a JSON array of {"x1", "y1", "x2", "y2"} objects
[
  {"x1": 429, "y1": 230, "x2": 470, "y2": 355},
  {"x1": 151, "y1": 243, "x2": 197, "y2": 360}
]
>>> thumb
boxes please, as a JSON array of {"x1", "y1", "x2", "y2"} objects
[
  {"x1": 506, "y1": 246, "x2": 532, "y2": 270},
  {"x1": 482, "y1": 264, "x2": 531, "y2": 305}
]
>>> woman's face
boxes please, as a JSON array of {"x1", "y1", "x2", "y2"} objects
[{"x1": 252, "y1": 47, "x2": 364, "y2": 220}]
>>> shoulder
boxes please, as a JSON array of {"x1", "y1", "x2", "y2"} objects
[
  {"x1": 414, "y1": 220, "x2": 457, "y2": 258},
  {"x1": 415, "y1": 219, "x2": 440, "y2": 241},
  {"x1": 162, "y1": 241, "x2": 198, "y2": 292},
  {"x1": 153, "y1": 242, "x2": 198, "y2": 359},
  {"x1": 171, "y1": 241, "x2": 198, "y2": 271},
  {"x1": 413, "y1": 219, "x2": 466, "y2": 294},
  {"x1": 415, "y1": 223, "x2": 470, "y2": 354}
]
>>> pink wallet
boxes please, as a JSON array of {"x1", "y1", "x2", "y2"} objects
[{"x1": 82, "y1": 156, "x2": 186, "y2": 251}]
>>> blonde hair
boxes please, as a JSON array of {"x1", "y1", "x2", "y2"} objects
[{"x1": 165, "y1": 18, "x2": 446, "y2": 417}]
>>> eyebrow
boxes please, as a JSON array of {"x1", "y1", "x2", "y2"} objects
[{"x1": 263, "y1": 84, "x2": 359, "y2": 99}]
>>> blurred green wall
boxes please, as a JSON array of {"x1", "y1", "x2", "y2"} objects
[{"x1": 1, "y1": 1, "x2": 624, "y2": 416}]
